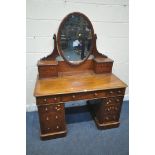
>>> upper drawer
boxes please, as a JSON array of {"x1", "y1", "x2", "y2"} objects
[
  {"x1": 62, "y1": 90, "x2": 107, "y2": 102},
  {"x1": 61, "y1": 92, "x2": 94, "y2": 102},
  {"x1": 36, "y1": 88, "x2": 125, "y2": 104},
  {"x1": 106, "y1": 88, "x2": 125, "y2": 97},
  {"x1": 36, "y1": 96, "x2": 61, "y2": 105}
]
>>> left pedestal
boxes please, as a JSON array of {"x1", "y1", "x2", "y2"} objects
[{"x1": 37, "y1": 102, "x2": 67, "y2": 140}]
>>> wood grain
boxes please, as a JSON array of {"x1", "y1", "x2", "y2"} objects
[{"x1": 34, "y1": 73, "x2": 127, "y2": 97}]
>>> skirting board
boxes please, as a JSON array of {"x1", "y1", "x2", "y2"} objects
[{"x1": 26, "y1": 94, "x2": 129, "y2": 112}]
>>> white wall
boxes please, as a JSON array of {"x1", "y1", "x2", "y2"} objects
[{"x1": 26, "y1": 0, "x2": 129, "y2": 111}]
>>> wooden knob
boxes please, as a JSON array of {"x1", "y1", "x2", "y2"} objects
[
  {"x1": 94, "y1": 92, "x2": 98, "y2": 96},
  {"x1": 56, "y1": 108, "x2": 61, "y2": 111},
  {"x1": 110, "y1": 91, "x2": 113, "y2": 94},
  {"x1": 109, "y1": 99, "x2": 112, "y2": 103},
  {"x1": 105, "y1": 117, "x2": 109, "y2": 120},
  {"x1": 118, "y1": 90, "x2": 121, "y2": 93},
  {"x1": 116, "y1": 99, "x2": 120, "y2": 102},
  {"x1": 72, "y1": 95, "x2": 75, "y2": 99}
]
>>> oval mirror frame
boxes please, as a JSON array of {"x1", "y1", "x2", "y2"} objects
[{"x1": 57, "y1": 12, "x2": 94, "y2": 65}]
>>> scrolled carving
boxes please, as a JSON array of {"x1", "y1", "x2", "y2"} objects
[{"x1": 41, "y1": 34, "x2": 59, "y2": 61}]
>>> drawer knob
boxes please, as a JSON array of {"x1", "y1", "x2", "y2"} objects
[
  {"x1": 109, "y1": 99, "x2": 112, "y2": 103},
  {"x1": 105, "y1": 117, "x2": 109, "y2": 120},
  {"x1": 45, "y1": 107, "x2": 48, "y2": 111},
  {"x1": 94, "y1": 92, "x2": 98, "y2": 96},
  {"x1": 44, "y1": 98, "x2": 47, "y2": 102},
  {"x1": 56, "y1": 126, "x2": 59, "y2": 129},
  {"x1": 56, "y1": 108, "x2": 61, "y2": 111},
  {"x1": 116, "y1": 99, "x2": 120, "y2": 102},
  {"x1": 55, "y1": 115, "x2": 58, "y2": 119},
  {"x1": 54, "y1": 97, "x2": 57, "y2": 101},
  {"x1": 47, "y1": 127, "x2": 50, "y2": 130},
  {"x1": 115, "y1": 107, "x2": 118, "y2": 111},
  {"x1": 118, "y1": 90, "x2": 121, "y2": 93},
  {"x1": 107, "y1": 102, "x2": 109, "y2": 104},
  {"x1": 46, "y1": 117, "x2": 49, "y2": 120},
  {"x1": 110, "y1": 91, "x2": 113, "y2": 94},
  {"x1": 72, "y1": 95, "x2": 75, "y2": 99}
]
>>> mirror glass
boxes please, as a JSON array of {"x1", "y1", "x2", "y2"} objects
[{"x1": 58, "y1": 13, "x2": 93, "y2": 63}]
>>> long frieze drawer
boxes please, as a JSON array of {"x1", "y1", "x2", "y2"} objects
[
  {"x1": 106, "y1": 88, "x2": 125, "y2": 97},
  {"x1": 61, "y1": 90, "x2": 107, "y2": 102},
  {"x1": 36, "y1": 88, "x2": 125, "y2": 104},
  {"x1": 61, "y1": 89, "x2": 125, "y2": 102},
  {"x1": 36, "y1": 96, "x2": 61, "y2": 105},
  {"x1": 61, "y1": 92, "x2": 93, "y2": 102}
]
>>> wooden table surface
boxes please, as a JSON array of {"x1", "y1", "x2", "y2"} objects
[{"x1": 34, "y1": 73, "x2": 127, "y2": 97}]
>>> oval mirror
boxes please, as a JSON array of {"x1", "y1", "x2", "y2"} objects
[{"x1": 57, "y1": 12, "x2": 94, "y2": 65}]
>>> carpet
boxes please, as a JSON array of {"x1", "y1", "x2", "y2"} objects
[{"x1": 26, "y1": 101, "x2": 129, "y2": 155}]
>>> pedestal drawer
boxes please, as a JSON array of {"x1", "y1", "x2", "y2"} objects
[
  {"x1": 102, "y1": 114, "x2": 119, "y2": 123},
  {"x1": 38, "y1": 103, "x2": 64, "y2": 113},
  {"x1": 36, "y1": 96, "x2": 61, "y2": 105},
  {"x1": 106, "y1": 88, "x2": 125, "y2": 97},
  {"x1": 104, "y1": 96, "x2": 124, "y2": 106}
]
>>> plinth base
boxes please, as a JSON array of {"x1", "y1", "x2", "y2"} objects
[
  {"x1": 94, "y1": 117, "x2": 120, "y2": 129},
  {"x1": 40, "y1": 130, "x2": 67, "y2": 140}
]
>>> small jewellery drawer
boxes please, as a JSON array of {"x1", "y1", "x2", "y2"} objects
[
  {"x1": 106, "y1": 88, "x2": 125, "y2": 97},
  {"x1": 36, "y1": 96, "x2": 61, "y2": 105}
]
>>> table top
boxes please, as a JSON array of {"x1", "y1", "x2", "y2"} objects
[{"x1": 34, "y1": 73, "x2": 127, "y2": 97}]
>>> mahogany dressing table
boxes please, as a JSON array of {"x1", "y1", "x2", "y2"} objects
[{"x1": 34, "y1": 12, "x2": 127, "y2": 140}]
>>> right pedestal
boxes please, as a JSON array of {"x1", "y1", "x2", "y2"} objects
[{"x1": 88, "y1": 95, "x2": 124, "y2": 129}]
